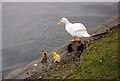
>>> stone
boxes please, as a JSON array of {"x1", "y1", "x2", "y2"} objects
[
  {"x1": 99, "y1": 59, "x2": 103, "y2": 63},
  {"x1": 38, "y1": 76, "x2": 42, "y2": 79},
  {"x1": 34, "y1": 63, "x2": 37, "y2": 67},
  {"x1": 73, "y1": 64, "x2": 75, "y2": 66}
]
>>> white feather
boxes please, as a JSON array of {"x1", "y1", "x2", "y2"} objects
[{"x1": 61, "y1": 18, "x2": 90, "y2": 38}]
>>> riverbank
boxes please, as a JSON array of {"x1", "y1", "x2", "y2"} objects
[
  {"x1": 3, "y1": 15, "x2": 119, "y2": 79},
  {"x1": 22, "y1": 23, "x2": 119, "y2": 79}
]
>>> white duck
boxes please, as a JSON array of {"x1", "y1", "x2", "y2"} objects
[{"x1": 58, "y1": 17, "x2": 90, "y2": 42}]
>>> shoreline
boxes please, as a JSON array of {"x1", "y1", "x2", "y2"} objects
[{"x1": 3, "y1": 15, "x2": 118, "y2": 79}]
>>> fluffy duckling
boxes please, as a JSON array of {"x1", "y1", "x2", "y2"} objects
[{"x1": 52, "y1": 52, "x2": 61, "y2": 63}]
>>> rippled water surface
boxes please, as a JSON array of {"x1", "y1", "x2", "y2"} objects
[{"x1": 2, "y1": 2, "x2": 118, "y2": 75}]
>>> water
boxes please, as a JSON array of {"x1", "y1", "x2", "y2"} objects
[{"x1": 2, "y1": 2, "x2": 118, "y2": 76}]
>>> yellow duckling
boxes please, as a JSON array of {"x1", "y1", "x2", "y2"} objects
[{"x1": 52, "y1": 52, "x2": 61, "y2": 63}]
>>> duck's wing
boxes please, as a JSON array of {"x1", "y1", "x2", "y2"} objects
[
  {"x1": 71, "y1": 23, "x2": 90, "y2": 37},
  {"x1": 72, "y1": 23, "x2": 86, "y2": 31},
  {"x1": 65, "y1": 23, "x2": 88, "y2": 37},
  {"x1": 75, "y1": 29, "x2": 91, "y2": 37}
]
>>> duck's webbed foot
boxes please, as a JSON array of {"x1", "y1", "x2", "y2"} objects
[
  {"x1": 70, "y1": 39, "x2": 76, "y2": 42},
  {"x1": 75, "y1": 38, "x2": 81, "y2": 42},
  {"x1": 70, "y1": 37, "x2": 81, "y2": 42}
]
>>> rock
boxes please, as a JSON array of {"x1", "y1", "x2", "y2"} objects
[
  {"x1": 34, "y1": 64, "x2": 37, "y2": 67},
  {"x1": 57, "y1": 64, "x2": 60, "y2": 67},
  {"x1": 73, "y1": 64, "x2": 75, "y2": 66},
  {"x1": 38, "y1": 76, "x2": 42, "y2": 79},
  {"x1": 67, "y1": 53, "x2": 70, "y2": 56},
  {"x1": 62, "y1": 66, "x2": 65, "y2": 68},
  {"x1": 99, "y1": 60, "x2": 102, "y2": 62},
  {"x1": 49, "y1": 63, "x2": 52, "y2": 66},
  {"x1": 76, "y1": 62, "x2": 78, "y2": 64},
  {"x1": 99, "y1": 59, "x2": 103, "y2": 63},
  {"x1": 55, "y1": 68, "x2": 58, "y2": 70}
]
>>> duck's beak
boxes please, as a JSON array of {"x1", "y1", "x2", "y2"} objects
[{"x1": 58, "y1": 20, "x2": 62, "y2": 25}]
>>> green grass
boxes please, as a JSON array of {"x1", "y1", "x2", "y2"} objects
[{"x1": 68, "y1": 27, "x2": 119, "y2": 79}]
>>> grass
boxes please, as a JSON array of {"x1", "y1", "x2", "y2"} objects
[{"x1": 68, "y1": 26, "x2": 119, "y2": 79}]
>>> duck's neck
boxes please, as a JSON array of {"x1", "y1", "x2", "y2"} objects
[{"x1": 64, "y1": 20, "x2": 71, "y2": 25}]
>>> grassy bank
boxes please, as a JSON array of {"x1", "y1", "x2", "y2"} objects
[
  {"x1": 68, "y1": 26, "x2": 119, "y2": 79},
  {"x1": 33, "y1": 25, "x2": 119, "y2": 79}
]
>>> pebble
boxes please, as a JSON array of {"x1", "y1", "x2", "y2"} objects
[
  {"x1": 34, "y1": 63, "x2": 37, "y2": 67},
  {"x1": 99, "y1": 59, "x2": 103, "y2": 63},
  {"x1": 62, "y1": 66, "x2": 65, "y2": 68},
  {"x1": 51, "y1": 70, "x2": 53, "y2": 72},
  {"x1": 76, "y1": 62, "x2": 78, "y2": 64},
  {"x1": 38, "y1": 76, "x2": 42, "y2": 79},
  {"x1": 49, "y1": 63, "x2": 52, "y2": 66},
  {"x1": 55, "y1": 68, "x2": 58, "y2": 70},
  {"x1": 57, "y1": 64, "x2": 60, "y2": 67},
  {"x1": 73, "y1": 64, "x2": 75, "y2": 66},
  {"x1": 112, "y1": 56, "x2": 116, "y2": 59},
  {"x1": 67, "y1": 54, "x2": 70, "y2": 56}
]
